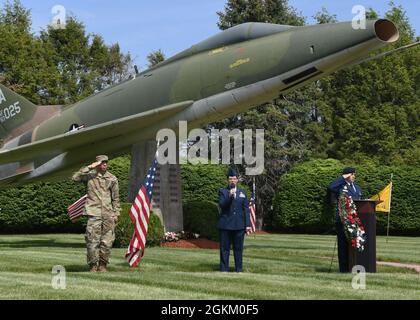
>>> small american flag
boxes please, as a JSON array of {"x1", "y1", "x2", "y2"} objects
[
  {"x1": 249, "y1": 192, "x2": 256, "y2": 233},
  {"x1": 67, "y1": 195, "x2": 87, "y2": 222},
  {"x1": 249, "y1": 179, "x2": 256, "y2": 233},
  {"x1": 125, "y1": 157, "x2": 158, "y2": 268}
]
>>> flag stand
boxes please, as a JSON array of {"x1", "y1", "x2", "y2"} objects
[
  {"x1": 329, "y1": 237, "x2": 337, "y2": 273},
  {"x1": 386, "y1": 174, "x2": 394, "y2": 244}
]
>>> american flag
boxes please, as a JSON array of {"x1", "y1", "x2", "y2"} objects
[
  {"x1": 67, "y1": 195, "x2": 87, "y2": 222},
  {"x1": 249, "y1": 191, "x2": 256, "y2": 233},
  {"x1": 125, "y1": 157, "x2": 158, "y2": 268},
  {"x1": 249, "y1": 179, "x2": 256, "y2": 233}
]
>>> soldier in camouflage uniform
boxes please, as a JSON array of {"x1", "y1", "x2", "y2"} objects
[{"x1": 72, "y1": 155, "x2": 121, "y2": 272}]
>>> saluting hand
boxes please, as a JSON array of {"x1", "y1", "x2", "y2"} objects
[
  {"x1": 342, "y1": 173, "x2": 352, "y2": 180},
  {"x1": 89, "y1": 161, "x2": 102, "y2": 170}
]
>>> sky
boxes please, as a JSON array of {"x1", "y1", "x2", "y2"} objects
[{"x1": 4, "y1": 0, "x2": 420, "y2": 71}]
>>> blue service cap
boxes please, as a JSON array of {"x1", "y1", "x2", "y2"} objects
[
  {"x1": 227, "y1": 168, "x2": 238, "y2": 177},
  {"x1": 342, "y1": 167, "x2": 356, "y2": 174}
]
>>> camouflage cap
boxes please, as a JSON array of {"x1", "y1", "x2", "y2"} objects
[{"x1": 96, "y1": 155, "x2": 109, "y2": 163}]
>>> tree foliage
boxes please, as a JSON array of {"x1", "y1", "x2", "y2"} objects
[
  {"x1": 313, "y1": 7, "x2": 337, "y2": 24},
  {"x1": 146, "y1": 49, "x2": 166, "y2": 68},
  {"x1": 309, "y1": 4, "x2": 420, "y2": 165},
  {"x1": 0, "y1": 0, "x2": 133, "y2": 105},
  {"x1": 39, "y1": 17, "x2": 132, "y2": 104},
  {"x1": 217, "y1": 0, "x2": 305, "y2": 30}
]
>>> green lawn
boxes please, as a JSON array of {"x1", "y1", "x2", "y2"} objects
[{"x1": 0, "y1": 233, "x2": 419, "y2": 299}]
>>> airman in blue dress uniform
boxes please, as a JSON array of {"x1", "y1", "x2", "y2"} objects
[
  {"x1": 218, "y1": 168, "x2": 252, "y2": 272},
  {"x1": 328, "y1": 167, "x2": 362, "y2": 272}
]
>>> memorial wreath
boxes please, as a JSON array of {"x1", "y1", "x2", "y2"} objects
[{"x1": 338, "y1": 185, "x2": 367, "y2": 252}]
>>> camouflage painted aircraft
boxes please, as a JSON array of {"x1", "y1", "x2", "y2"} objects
[{"x1": 0, "y1": 19, "x2": 404, "y2": 187}]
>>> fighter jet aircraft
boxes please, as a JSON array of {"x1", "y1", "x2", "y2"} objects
[{"x1": 0, "y1": 19, "x2": 404, "y2": 187}]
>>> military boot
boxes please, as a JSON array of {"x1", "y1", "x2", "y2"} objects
[
  {"x1": 98, "y1": 261, "x2": 107, "y2": 272},
  {"x1": 89, "y1": 264, "x2": 98, "y2": 273}
]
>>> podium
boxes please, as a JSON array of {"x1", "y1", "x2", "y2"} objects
[{"x1": 348, "y1": 200, "x2": 382, "y2": 273}]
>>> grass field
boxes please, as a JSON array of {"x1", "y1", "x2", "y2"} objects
[{"x1": 0, "y1": 233, "x2": 419, "y2": 300}]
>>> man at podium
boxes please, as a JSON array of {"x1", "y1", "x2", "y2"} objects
[{"x1": 328, "y1": 167, "x2": 362, "y2": 272}]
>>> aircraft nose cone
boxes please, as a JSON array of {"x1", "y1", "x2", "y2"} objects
[{"x1": 374, "y1": 19, "x2": 399, "y2": 43}]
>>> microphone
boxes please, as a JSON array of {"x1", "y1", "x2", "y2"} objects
[{"x1": 229, "y1": 183, "x2": 236, "y2": 198}]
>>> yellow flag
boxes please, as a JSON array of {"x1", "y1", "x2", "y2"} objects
[{"x1": 370, "y1": 182, "x2": 392, "y2": 213}]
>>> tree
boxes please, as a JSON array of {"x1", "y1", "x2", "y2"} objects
[
  {"x1": 313, "y1": 7, "x2": 337, "y2": 24},
  {"x1": 217, "y1": 0, "x2": 305, "y2": 30},
  {"x1": 0, "y1": 0, "x2": 31, "y2": 32},
  {"x1": 0, "y1": 0, "x2": 60, "y2": 104},
  {"x1": 311, "y1": 3, "x2": 420, "y2": 165},
  {"x1": 0, "y1": 1, "x2": 133, "y2": 106},
  {"x1": 147, "y1": 49, "x2": 166, "y2": 68},
  {"x1": 40, "y1": 16, "x2": 132, "y2": 104}
]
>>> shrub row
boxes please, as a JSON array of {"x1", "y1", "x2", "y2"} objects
[{"x1": 0, "y1": 156, "x2": 131, "y2": 233}]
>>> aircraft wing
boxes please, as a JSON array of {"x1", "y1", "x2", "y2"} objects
[{"x1": 0, "y1": 100, "x2": 193, "y2": 165}]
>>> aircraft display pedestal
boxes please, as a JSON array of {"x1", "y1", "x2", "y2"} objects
[{"x1": 128, "y1": 141, "x2": 183, "y2": 232}]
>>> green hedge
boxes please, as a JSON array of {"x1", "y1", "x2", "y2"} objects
[
  {"x1": 181, "y1": 163, "x2": 250, "y2": 203},
  {"x1": 114, "y1": 203, "x2": 164, "y2": 248},
  {"x1": 0, "y1": 156, "x2": 130, "y2": 233},
  {"x1": 183, "y1": 200, "x2": 219, "y2": 241},
  {"x1": 272, "y1": 159, "x2": 420, "y2": 235},
  {"x1": 0, "y1": 157, "x2": 249, "y2": 234}
]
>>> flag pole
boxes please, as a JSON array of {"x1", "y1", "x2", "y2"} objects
[
  {"x1": 156, "y1": 139, "x2": 160, "y2": 158},
  {"x1": 386, "y1": 173, "x2": 393, "y2": 243},
  {"x1": 253, "y1": 177, "x2": 256, "y2": 239}
]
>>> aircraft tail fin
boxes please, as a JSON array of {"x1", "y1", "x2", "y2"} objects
[{"x1": 0, "y1": 84, "x2": 38, "y2": 140}]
